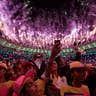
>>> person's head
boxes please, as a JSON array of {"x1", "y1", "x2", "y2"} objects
[
  {"x1": 5, "y1": 71, "x2": 14, "y2": 81},
  {"x1": 13, "y1": 60, "x2": 23, "y2": 74},
  {"x1": 70, "y1": 61, "x2": 86, "y2": 87},
  {"x1": 50, "y1": 60, "x2": 58, "y2": 73},
  {"x1": 2, "y1": 59, "x2": 7, "y2": 64},
  {"x1": 13, "y1": 75, "x2": 39, "y2": 96},
  {"x1": 23, "y1": 62, "x2": 35, "y2": 73},
  {"x1": 0, "y1": 63, "x2": 7, "y2": 77},
  {"x1": 55, "y1": 56, "x2": 65, "y2": 67},
  {"x1": 20, "y1": 78, "x2": 34, "y2": 96}
]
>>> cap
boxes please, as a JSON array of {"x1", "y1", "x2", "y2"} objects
[
  {"x1": 0, "y1": 63, "x2": 8, "y2": 70},
  {"x1": 70, "y1": 61, "x2": 84, "y2": 69}
]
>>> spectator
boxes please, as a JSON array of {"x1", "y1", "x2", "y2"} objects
[
  {"x1": 60, "y1": 61, "x2": 90, "y2": 96},
  {"x1": 0, "y1": 63, "x2": 8, "y2": 83},
  {"x1": 12, "y1": 75, "x2": 40, "y2": 96}
]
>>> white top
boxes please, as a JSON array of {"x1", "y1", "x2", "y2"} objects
[
  {"x1": 34, "y1": 59, "x2": 42, "y2": 69},
  {"x1": 41, "y1": 73, "x2": 68, "y2": 89},
  {"x1": 53, "y1": 76, "x2": 68, "y2": 89}
]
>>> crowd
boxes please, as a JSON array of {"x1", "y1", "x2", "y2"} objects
[{"x1": 0, "y1": 42, "x2": 96, "y2": 96}]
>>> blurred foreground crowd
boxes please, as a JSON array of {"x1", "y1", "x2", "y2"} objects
[{"x1": 0, "y1": 43, "x2": 96, "y2": 96}]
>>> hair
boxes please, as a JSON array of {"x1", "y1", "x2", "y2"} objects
[
  {"x1": 5, "y1": 71, "x2": 13, "y2": 81},
  {"x1": 0, "y1": 66, "x2": 7, "y2": 71},
  {"x1": 51, "y1": 60, "x2": 59, "y2": 74},
  {"x1": 70, "y1": 68, "x2": 75, "y2": 73},
  {"x1": 19, "y1": 86, "x2": 26, "y2": 96},
  {"x1": 55, "y1": 56, "x2": 61, "y2": 66}
]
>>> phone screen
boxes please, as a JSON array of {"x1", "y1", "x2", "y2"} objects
[{"x1": 54, "y1": 40, "x2": 60, "y2": 45}]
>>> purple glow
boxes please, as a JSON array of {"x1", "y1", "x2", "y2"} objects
[{"x1": 0, "y1": 0, "x2": 96, "y2": 50}]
